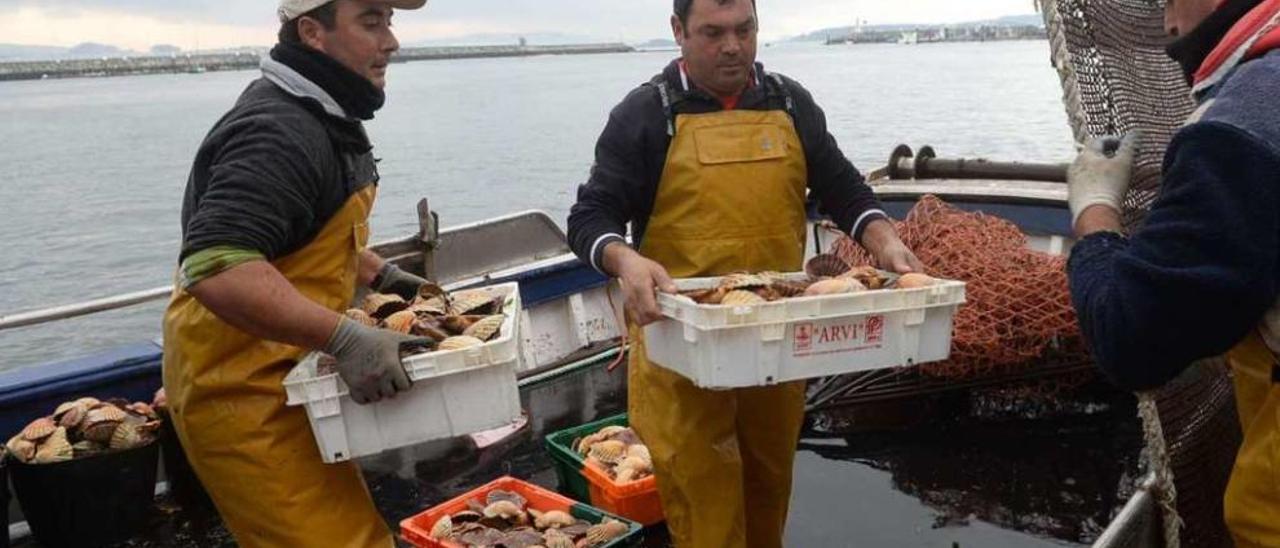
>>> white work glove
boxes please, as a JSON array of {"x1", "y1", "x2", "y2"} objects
[{"x1": 1067, "y1": 132, "x2": 1141, "y2": 227}]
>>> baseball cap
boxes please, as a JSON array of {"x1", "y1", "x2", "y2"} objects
[{"x1": 278, "y1": 0, "x2": 427, "y2": 22}]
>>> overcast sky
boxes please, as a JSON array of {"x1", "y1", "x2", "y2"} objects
[{"x1": 0, "y1": 1, "x2": 1039, "y2": 51}]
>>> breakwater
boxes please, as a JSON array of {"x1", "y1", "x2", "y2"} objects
[{"x1": 0, "y1": 43, "x2": 635, "y2": 82}]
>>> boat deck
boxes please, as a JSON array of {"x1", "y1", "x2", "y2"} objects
[{"x1": 9, "y1": 352, "x2": 1141, "y2": 548}]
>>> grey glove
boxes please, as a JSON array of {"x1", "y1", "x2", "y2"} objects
[
  {"x1": 324, "y1": 317, "x2": 427, "y2": 404},
  {"x1": 372, "y1": 262, "x2": 431, "y2": 301},
  {"x1": 1067, "y1": 131, "x2": 1141, "y2": 227}
]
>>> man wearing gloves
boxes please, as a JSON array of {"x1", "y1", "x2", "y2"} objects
[
  {"x1": 162, "y1": 0, "x2": 429, "y2": 545},
  {"x1": 567, "y1": 0, "x2": 920, "y2": 545},
  {"x1": 1065, "y1": 0, "x2": 1280, "y2": 545}
]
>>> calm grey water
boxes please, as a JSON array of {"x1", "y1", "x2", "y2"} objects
[{"x1": 0, "y1": 40, "x2": 1072, "y2": 372}]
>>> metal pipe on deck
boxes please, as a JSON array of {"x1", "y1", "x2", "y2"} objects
[{"x1": 886, "y1": 144, "x2": 1069, "y2": 182}]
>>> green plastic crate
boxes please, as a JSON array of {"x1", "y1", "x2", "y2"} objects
[{"x1": 544, "y1": 414, "x2": 629, "y2": 502}]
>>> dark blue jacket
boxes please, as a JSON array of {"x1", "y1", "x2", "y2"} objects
[{"x1": 1067, "y1": 50, "x2": 1280, "y2": 390}]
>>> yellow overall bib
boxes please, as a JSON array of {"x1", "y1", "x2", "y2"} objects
[
  {"x1": 1222, "y1": 331, "x2": 1280, "y2": 548},
  {"x1": 162, "y1": 182, "x2": 393, "y2": 548},
  {"x1": 629, "y1": 107, "x2": 809, "y2": 548}
]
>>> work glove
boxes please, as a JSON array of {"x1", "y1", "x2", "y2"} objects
[
  {"x1": 1067, "y1": 131, "x2": 1141, "y2": 227},
  {"x1": 372, "y1": 262, "x2": 432, "y2": 301},
  {"x1": 325, "y1": 316, "x2": 428, "y2": 404}
]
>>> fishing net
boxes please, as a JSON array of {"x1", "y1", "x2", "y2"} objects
[{"x1": 830, "y1": 196, "x2": 1084, "y2": 384}]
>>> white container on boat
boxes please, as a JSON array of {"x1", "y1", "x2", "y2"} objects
[
  {"x1": 643, "y1": 273, "x2": 966, "y2": 389},
  {"x1": 284, "y1": 282, "x2": 523, "y2": 463}
]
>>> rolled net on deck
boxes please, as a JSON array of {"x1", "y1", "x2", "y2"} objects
[{"x1": 831, "y1": 196, "x2": 1084, "y2": 383}]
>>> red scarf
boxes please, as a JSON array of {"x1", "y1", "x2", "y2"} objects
[{"x1": 1193, "y1": 0, "x2": 1280, "y2": 93}]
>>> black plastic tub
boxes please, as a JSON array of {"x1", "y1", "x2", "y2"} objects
[
  {"x1": 156, "y1": 408, "x2": 213, "y2": 511},
  {"x1": 9, "y1": 442, "x2": 159, "y2": 548}
]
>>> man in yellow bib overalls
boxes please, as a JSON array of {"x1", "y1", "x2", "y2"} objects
[
  {"x1": 567, "y1": 1, "x2": 921, "y2": 545},
  {"x1": 1066, "y1": 0, "x2": 1280, "y2": 545},
  {"x1": 162, "y1": 1, "x2": 432, "y2": 546}
]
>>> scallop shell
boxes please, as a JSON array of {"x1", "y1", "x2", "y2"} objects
[
  {"x1": 361, "y1": 293, "x2": 409, "y2": 319},
  {"x1": 152, "y1": 388, "x2": 168, "y2": 409},
  {"x1": 429, "y1": 515, "x2": 452, "y2": 540},
  {"x1": 109, "y1": 420, "x2": 157, "y2": 450},
  {"x1": 126, "y1": 402, "x2": 157, "y2": 419},
  {"x1": 896, "y1": 273, "x2": 939, "y2": 289},
  {"x1": 448, "y1": 291, "x2": 498, "y2": 316},
  {"x1": 482, "y1": 500, "x2": 525, "y2": 520},
  {"x1": 58, "y1": 405, "x2": 87, "y2": 429},
  {"x1": 531, "y1": 509, "x2": 576, "y2": 530},
  {"x1": 803, "y1": 277, "x2": 865, "y2": 297},
  {"x1": 617, "y1": 455, "x2": 652, "y2": 474},
  {"x1": 718, "y1": 272, "x2": 771, "y2": 290},
  {"x1": 770, "y1": 279, "x2": 812, "y2": 298},
  {"x1": 584, "y1": 519, "x2": 629, "y2": 546},
  {"x1": 626, "y1": 444, "x2": 651, "y2": 464},
  {"x1": 33, "y1": 427, "x2": 73, "y2": 464},
  {"x1": 441, "y1": 314, "x2": 485, "y2": 334},
  {"x1": 840, "y1": 265, "x2": 887, "y2": 289},
  {"x1": 20, "y1": 417, "x2": 57, "y2": 442},
  {"x1": 74, "y1": 397, "x2": 101, "y2": 408},
  {"x1": 86, "y1": 404, "x2": 127, "y2": 425},
  {"x1": 54, "y1": 401, "x2": 81, "y2": 419},
  {"x1": 416, "y1": 282, "x2": 446, "y2": 301},
  {"x1": 452, "y1": 510, "x2": 483, "y2": 523},
  {"x1": 501, "y1": 529, "x2": 545, "y2": 547},
  {"x1": 587, "y1": 439, "x2": 627, "y2": 465},
  {"x1": 382, "y1": 310, "x2": 417, "y2": 334},
  {"x1": 344, "y1": 309, "x2": 378, "y2": 327},
  {"x1": 412, "y1": 319, "x2": 452, "y2": 341},
  {"x1": 805, "y1": 253, "x2": 851, "y2": 279},
  {"x1": 596, "y1": 425, "x2": 629, "y2": 439},
  {"x1": 463, "y1": 315, "x2": 505, "y2": 342},
  {"x1": 486, "y1": 489, "x2": 528, "y2": 509},
  {"x1": 6, "y1": 435, "x2": 37, "y2": 463},
  {"x1": 438, "y1": 336, "x2": 484, "y2": 351},
  {"x1": 720, "y1": 290, "x2": 766, "y2": 306},
  {"x1": 543, "y1": 529, "x2": 575, "y2": 548},
  {"x1": 411, "y1": 295, "x2": 449, "y2": 316}
]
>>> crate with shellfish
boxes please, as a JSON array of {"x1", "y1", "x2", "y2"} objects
[
  {"x1": 3, "y1": 397, "x2": 162, "y2": 547},
  {"x1": 400, "y1": 476, "x2": 642, "y2": 547},
  {"x1": 643, "y1": 254, "x2": 967, "y2": 389},
  {"x1": 544, "y1": 414, "x2": 664, "y2": 526},
  {"x1": 284, "y1": 282, "x2": 524, "y2": 463}
]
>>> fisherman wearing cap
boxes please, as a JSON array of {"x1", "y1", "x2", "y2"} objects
[
  {"x1": 1066, "y1": 0, "x2": 1280, "y2": 545},
  {"x1": 162, "y1": 1, "x2": 428, "y2": 545}
]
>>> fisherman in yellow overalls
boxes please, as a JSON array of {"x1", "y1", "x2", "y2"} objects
[
  {"x1": 567, "y1": 1, "x2": 921, "y2": 545},
  {"x1": 1065, "y1": 0, "x2": 1280, "y2": 545},
  {"x1": 162, "y1": 1, "x2": 432, "y2": 546}
]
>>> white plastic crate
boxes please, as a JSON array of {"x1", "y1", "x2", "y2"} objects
[
  {"x1": 284, "y1": 282, "x2": 524, "y2": 463},
  {"x1": 643, "y1": 273, "x2": 966, "y2": 389}
]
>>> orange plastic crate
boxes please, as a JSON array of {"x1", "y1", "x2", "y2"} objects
[
  {"x1": 400, "y1": 476, "x2": 641, "y2": 547},
  {"x1": 581, "y1": 460, "x2": 665, "y2": 526}
]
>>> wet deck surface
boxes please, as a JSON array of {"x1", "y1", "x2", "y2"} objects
[{"x1": 11, "y1": 360, "x2": 1141, "y2": 547}]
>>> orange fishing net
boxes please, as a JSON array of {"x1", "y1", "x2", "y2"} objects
[{"x1": 831, "y1": 195, "x2": 1085, "y2": 380}]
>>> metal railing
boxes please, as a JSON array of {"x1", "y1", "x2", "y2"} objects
[{"x1": 0, "y1": 286, "x2": 173, "y2": 332}]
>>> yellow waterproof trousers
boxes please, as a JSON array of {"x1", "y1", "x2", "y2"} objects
[
  {"x1": 162, "y1": 184, "x2": 393, "y2": 548},
  {"x1": 630, "y1": 109, "x2": 810, "y2": 547},
  {"x1": 1222, "y1": 332, "x2": 1280, "y2": 548}
]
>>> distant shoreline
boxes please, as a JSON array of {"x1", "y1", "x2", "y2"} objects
[{"x1": 0, "y1": 43, "x2": 634, "y2": 83}]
